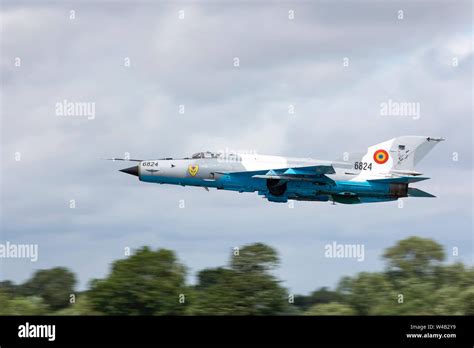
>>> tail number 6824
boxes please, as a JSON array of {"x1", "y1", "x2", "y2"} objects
[{"x1": 354, "y1": 162, "x2": 372, "y2": 171}]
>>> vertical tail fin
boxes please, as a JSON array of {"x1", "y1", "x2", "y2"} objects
[
  {"x1": 360, "y1": 136, "x2": 444, "y2": 175},
  {"x1": 390, "y1": 136, "x2": 444, "y2": 171}
]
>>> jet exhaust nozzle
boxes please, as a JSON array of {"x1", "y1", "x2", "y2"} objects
[{"x1": 120, "y1": 165, "x2": 139, "y2": 177}]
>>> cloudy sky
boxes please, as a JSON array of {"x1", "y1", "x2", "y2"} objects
[{"x1": 1, "y1": 1, "x2": 472, "y2": 295}]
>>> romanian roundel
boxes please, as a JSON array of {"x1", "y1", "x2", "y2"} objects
[{"x1": 373, "y1": 149, "x2": 389, "y2": 164}]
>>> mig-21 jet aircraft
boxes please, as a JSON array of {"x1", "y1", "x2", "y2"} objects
[{"x1": 108, "y1": 136, "x2": 443, "y2": 204}]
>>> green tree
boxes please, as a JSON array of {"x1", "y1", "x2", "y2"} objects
[
  {"x1": 54, "y1": 294, "x2": 102, "y2": 315},
  {"x1": 88, "y1": 247, "x2": 187, "y2": 315},
  {"x1": 304, "y1": 302, "x2": 355, "y2": 315},
  {"x1": 371, "y1": 279, "x2": 436, "y2": 315},
  {"x1": 337, "y1": 272, "x2": 394, "y2": 315},
  {"x1": 0, "y1": 281, "x2": 18, "y2": 297},
  {"x1": 0, "y1": 290, "x2": 11, "y2": 314},
  {"x1": 20, "y1": 267, "x2": 76, "y2": 310},
  {"x1": 294, "y1": 287, "x2": 344, "y2": 312},
  {"x1": 195, "y1": 267, "x2": 234, "y2": 290},
  {"x1": 383, "y1": 236, "x2": 444, "y2": 279},
  {"x1": 0, "y1": 236, "x2": 471, "y2": 317},
  {"x1": 460, "y1": 287, "x2": 474, "y2": 315},
  {"x1": 433, "y1": 263, "x2": 474, "y2": 289},
  {"x1": 230, "y1": 243, "x2": 279, "y2": 273},
  {"x1": 191, "y1": 243, "x2": 289, "y2": 315},
  {"x1": 430, "y1": 286, "x2": 464, "y2": 315},
  {"x1": 0, "y1": 291, "x2": 48, "y2": 315},
  {"x1": 334, "y1": 238, "x2": 473, "y2": 315}
]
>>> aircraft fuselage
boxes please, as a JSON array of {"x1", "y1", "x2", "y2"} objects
[
  {"x1": 115, "y1": 136, "x2": 442, "y2": 204},
  {"x1": 129, "y1": 154, "x2": 400, "y2": 204}
]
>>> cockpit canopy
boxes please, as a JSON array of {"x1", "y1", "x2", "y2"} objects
[
  {"x1": 190, "y1": 151, "x2": 242, "y2": 161},
  {"x1": 191, "y1": 151, "x2": 220, "y2": 159}
]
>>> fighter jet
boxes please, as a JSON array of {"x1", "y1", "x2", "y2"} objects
[{"x1": 109, "y1": 136, "x2": 444, "y2": 204}]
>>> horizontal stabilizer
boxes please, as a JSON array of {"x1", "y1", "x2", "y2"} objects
[
  {"x1": 390, "y1": 169, "x2": 424, "y2": 176},
  {"x1": 368, "y1": 177, "x2": 430, "y2": 184},
  {"x1": 408, "y1": 188, "x2": 436, "y2": 198}
]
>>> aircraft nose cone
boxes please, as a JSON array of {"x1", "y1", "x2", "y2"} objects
[{"x1": 120, "y1": 165, "x2": 139, "y2": 177}]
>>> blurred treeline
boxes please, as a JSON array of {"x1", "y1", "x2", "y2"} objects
[{"x1": 0, "y1": 236, "x2": 473, "y2": 315}]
